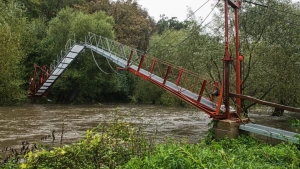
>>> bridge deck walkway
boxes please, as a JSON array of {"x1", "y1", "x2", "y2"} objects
[{"x1": 239, "y1": 123, "x2": 299, "y2": 144}]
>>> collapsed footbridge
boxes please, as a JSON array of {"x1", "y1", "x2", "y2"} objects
[
  {"x1": 28, "y1": 32, "x2": 299, "y2": 144},
  {"x1": 28, "y1": 0, "x2": 300, "y2": 144},
  {"x1": 28, "y1": 32, "x2": 228, "y2": 119}
]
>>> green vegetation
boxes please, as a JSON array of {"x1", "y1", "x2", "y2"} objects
[
  {"x1": 1, "y1": 0, "x2": 299, "y2": 168},
  {"x1": 289, "y1": 118, "x2": 300, "y2": 127},
  {"x1": 1, "y1": 120, "x2": 299, "y2": 169},
  {"x1": 0, "y1": 1, "x2": 27, "y2": 105},
  {"x1": 123, "y1": 137, "x2": 300, "y2": 169},
  {"x1": 2, "y1": 120, "x2": 149, "y2": 169},
  {"x1": 0, "y1": 0, "x2": 299, "y2": 115},
  {"x1": 235, "y1": 0, "x2": 300, "y2": 115}
]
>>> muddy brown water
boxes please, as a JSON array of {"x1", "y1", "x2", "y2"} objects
[
  {"x1": 0, "y1": 104, "x2": 211, "y2": 149},
  {"x1": 0, "y1": 104, "x2": 299, "y2": 150}
]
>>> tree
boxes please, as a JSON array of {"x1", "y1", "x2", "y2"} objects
[
  {"x1": 238, "y1": 0, "x2": 300, "y2": 115},
  {"x1": 21, "y1": 17, "x2": 48, "y2": 84},
  {"x1": 41, "y1": 8, "x2": 120, "y2": 103},
  {"x1": 211, "y1": 0, "x2": 300, "y2": 115},
  {"x1": 76, "y1": 0, "x2": 156, "y2": 51},
  {"x1": 0, "y1": 0, "x2": 27, "y2": 105},
  {"x1": 17, "y1": 0, "x2": 86, "y2": 20},
  {"x1": 132, "y1": 16, "x2": 224, "y2": 106},
  {"x1": 156, "y1": 15, "x2": 190, "y2": 35},
  {"x1": 75, "y1": 0, "x2": 157, "y2": 103}
]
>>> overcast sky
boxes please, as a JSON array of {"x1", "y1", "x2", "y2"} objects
[
  {"x1": 138, "y1": 0, "x2": 216, "y2": 22},
  {"x1": 137, "y1": 0, "x2": 300, "y2": 22}
]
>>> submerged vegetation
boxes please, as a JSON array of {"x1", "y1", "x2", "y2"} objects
[{"x1": 1, "y1": 120, "x2": 299, "y2": 169}]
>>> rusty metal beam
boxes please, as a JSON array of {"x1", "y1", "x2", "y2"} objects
[
  {"x1": 229, "y1": 0, "x2": 239, "y2": 9},
  {"x1": 229, "y1": 93, "x2": 300, "y2": 113}
]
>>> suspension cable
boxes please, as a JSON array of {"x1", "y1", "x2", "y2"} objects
[
  {"x1": 242, "y1": 0, "x2": 300, "y2": 32},
  {"x1": 171, "y1": 0, "x2": 220, "y2": 49},
  {"x1": 243, "y1": 0, "x2": 300, "y2": 18},
  {"x1": 105, "y1": 56, "x2": 125, "y2": 76},
  {"x1": 90, "y1": 49, "x2": 112, "y2": 74},
  {"x1": 146, "y1": 0, "x2": 211, "y2": 53}
]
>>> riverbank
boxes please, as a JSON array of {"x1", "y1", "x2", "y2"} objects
[{"x1": 1, "y1": 120, "x2": 299, "y2": 169}]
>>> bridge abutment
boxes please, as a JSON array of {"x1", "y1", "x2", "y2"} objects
[
  {"x1": 214, "y1": 119, "x2": 299, "y2": 144},
  {"x1": 214, "y1": 119, "x2": 240, "y2": 140}
]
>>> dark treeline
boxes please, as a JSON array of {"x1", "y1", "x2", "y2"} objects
[{"x1": 0, "y1": 0, "x2": 299, "y2": 116}]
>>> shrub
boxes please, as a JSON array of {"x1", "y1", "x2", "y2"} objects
[
  {"x1": 2, "y1": 121, "x2": 148, "y2": 169},
  {"x1": 123, "y1": 136, "x2": 300, "y2": 169}
]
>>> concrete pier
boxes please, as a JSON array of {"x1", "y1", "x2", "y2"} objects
[
  {"x1": 213, "y1": 119, "x2": 299, "y2": 144},
  {"x1": 214, "y1": 119, "x2": 240, "y2": 140}
]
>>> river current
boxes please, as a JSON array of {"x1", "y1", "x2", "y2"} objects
[{"x1": 0, "y1": 104, "x2": 299, "y2": 149}]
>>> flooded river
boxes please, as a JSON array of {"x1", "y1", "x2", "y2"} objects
[
  {"x1": 0, "y1": 104, "x2": 211, "y2": 149},
  {"x1": 0, "y1": 104, "x2": 299, "y2": 150}
]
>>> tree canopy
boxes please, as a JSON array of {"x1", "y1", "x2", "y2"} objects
[
  {"x1": 0, "y1": 0, "x2": 27, "y2": 105},
  {"x1": 0, "y1": 0, "x2": 299, "y2": 116}
]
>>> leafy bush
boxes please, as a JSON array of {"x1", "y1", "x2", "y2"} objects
[
  {"x1": 123, "y1": 136, "x2": 300, "y2": 169},
  {"x1": 2, "y1": 121, "x2": 299, "y2": 169},
  {"x1": 2, "y1": 121, "x2": 148, "y2": 169}
]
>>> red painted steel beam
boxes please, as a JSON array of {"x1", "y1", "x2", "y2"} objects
[
  {"x1": 126, "y1": 66, "x2": 219, "y2": 118},
  {"x1": 215, "y1": 84, "x2": 224, "y2": 116},
  {"x1": 163, "y1": 65, "x2": 171, "y2": 85},
  {"x1": 229, "y1": 0, "x2": 239, "y2": 8},
  {"x1": 149, "y1": 58, "x2": 157, "y2": 74},
  {"x1": 223, "y1": 0, "x2": 232, "y2": 119},
  {"x1": 230, "y1": 93, "x2": 300, "y2": 113},
  {"x1": 28, "y1": 64, "x2": 53, "y2": 97},
  {"x1": 126, "y1": 50, "x2": 134, "y2": 68},
  {"x1": 150, "y1": 79, "x2": 216, "y2": 116},
  {"x1": 176, "y1": 68, "x2": 183, "y2": 86},
  {"x1": 234, "y1": 1, "x2": 242, "y2": 117},
  {"x1": 137, "y1": 55, "x2": 145, "y2": 72},
  {"x1": 197, "y1": 80, "x2": 207, "y2": 102}
]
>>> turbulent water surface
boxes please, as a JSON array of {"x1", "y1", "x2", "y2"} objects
[
  {"x1": 0, "y1": 104, "x2": 211, "y2": 148},
  {"x1": 0, "y1": 104, "x2": 299, "y2": 150}
]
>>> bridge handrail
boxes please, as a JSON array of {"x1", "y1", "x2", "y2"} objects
[
  {"x1": 84, "y1": 32, "x2": 212, "y2": 82},
  {"x1": 29, "y1": 32, "x2": 229, "y2": 118},
  {"x1": 85, "y1": 32, "x2": 144, "y2": 66},
  {"x1": 50, "y1": 39, "x2": 76, "y2": 72}
]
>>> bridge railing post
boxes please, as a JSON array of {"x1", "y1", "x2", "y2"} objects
[
  {"x1": 163, "y1": 65, "x2": 171, "y2": 85},
  {"x1": 149, "y1": 58, "x2": 157, "y2": 74},
  {"x1": 137, "y1": 55, "x2": 145, "y2": 72},
  {"x1": 175, "y1": 68, "x2": 183, "y2": 86},
  {"x1": 126, "y1": 50, "x2": 134, "y2": 68},
  {"x1": 197, "y1": 80, "x2": 207, "y2": 102},
  {"x1": 215, "y1": 84, "x2": 224, "y2": 115}
]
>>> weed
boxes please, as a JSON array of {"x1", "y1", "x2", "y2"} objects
[{"x1": 289, "y1": 118, "x2": 300, "y2": 127}]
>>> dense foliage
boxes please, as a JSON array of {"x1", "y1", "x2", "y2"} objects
[
  {"x1": 0, "y1": 1, "x2": 27, "y2": 105},
  {"x1": 237, "y1": 0, "x2": 300, "y2": 115},
  {"x1": 0, "y1": 0, "x2": 299, "y2": 115},
  {"x1": 2, "y1": 121, "x2": 149, "y2": 169},
  {"x1": 1, "y1": 121, "x2": 299, "y2": 169},
  {"x1": 124, "y1": 137, "x2": 300, "y2": 169}
]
